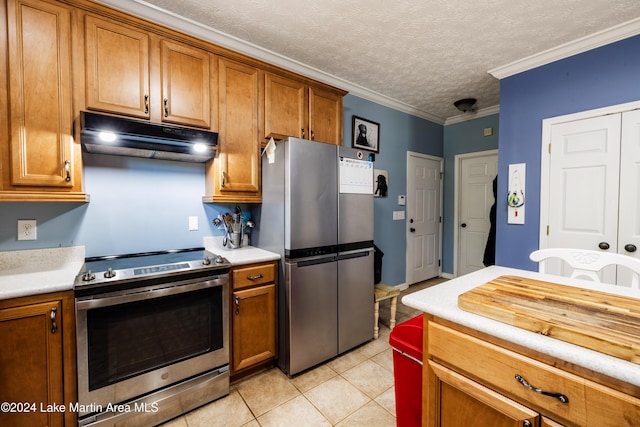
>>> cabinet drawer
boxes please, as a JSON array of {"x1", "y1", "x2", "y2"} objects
[
  {"x1": 428, "y1": 322, "x2": 640, "y2": 427},
  {"x1": 232, "y1": 263, "x2": 275, "y2": 290}
]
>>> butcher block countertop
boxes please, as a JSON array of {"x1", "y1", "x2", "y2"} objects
[
  {"x1": 458, "y1": 275, "x2": 640, "y2": 364},
  {"x1": 402, "y1": 266, "x2": 640, "y2": 389}
]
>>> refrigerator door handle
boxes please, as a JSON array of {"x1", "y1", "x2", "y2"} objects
[
  {"x1": 337, "y1": 249, "x2": 373, "y2": 260},
  {"x1": 295, "y1": 256, "x2": 337, "y2": 268}
]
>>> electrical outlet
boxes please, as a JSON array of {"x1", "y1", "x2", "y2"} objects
[{"x1": 18, "y1": 219, "x2": 37, "y2": 241}]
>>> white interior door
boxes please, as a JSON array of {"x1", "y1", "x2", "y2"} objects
[
  {"x1": 456, "y1": 152, "x2": 497, "y2": 276},
  {"x1": 617, "y1": 109, "x2": 640, "y2": 283},
  {"x1": 406, "y1": 152, "x2": 442, "y2": 285},
  {"x1": 544, "y1": 109, "x2": 640, "y2": 285}
]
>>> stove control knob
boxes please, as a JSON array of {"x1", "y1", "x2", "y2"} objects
[
  {"x1": 215, "y1": 255, "x2": 224, "y2": 264},
  {"x1": 202, "y1": 257, "x2": 211, "y2": 266},
  {"x1": 82, "y1": 271, "x2": 95, "y2": 281},
  {"x1": 104, "y1": 268, "x2": 116, "y2": 279}
]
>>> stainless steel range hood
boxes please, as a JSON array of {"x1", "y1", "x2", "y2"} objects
[{"x1": 80, "y1": 111, "x2": 218, "y2": 162}]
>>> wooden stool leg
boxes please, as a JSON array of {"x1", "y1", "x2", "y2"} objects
[
  {"x1": 374, "y1": 300, "x2": 380, "y2": 339},
  {"x1": 390, "y1": 296, "x2": 397, "y2": 330}
]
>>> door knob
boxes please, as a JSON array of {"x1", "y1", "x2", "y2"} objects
[
  {"x1": 625, "y1": 244, "x2": 637, "y2": 253},
  {"x1": 598, "y1": 242, "x2": 610, "y2": 250},
  {"x1": 410, "y1": 227, "x2": 416, "y2": 233},
  {"x1": 461, "y1": 223, "x2": 467, "y2": 228}
]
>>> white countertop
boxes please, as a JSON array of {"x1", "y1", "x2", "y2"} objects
[
  {"x1": 402, "y1": 265, "x2": 640, "y2": 388},
  {"x1": 0, "y1": 237, "x2": 280, "y2": 301},
  {"x1": 204, "y1": 236, "x2": 280, "y2": 266},
  {"x1": 0, "y1": 246, "x2": 85, "y2": 300}
]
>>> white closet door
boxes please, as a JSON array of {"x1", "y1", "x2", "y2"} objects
[
  {"x1": 547, "y1": 114, "x2": 621, "y2": 282},
  {"x1": 618, "y1": 110, "x2": 640, "y2": 284}
]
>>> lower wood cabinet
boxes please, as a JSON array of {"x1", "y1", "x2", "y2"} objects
[
  {"x1": 0, "y1": 290, "x2": 76, "y2": 427},
  {"x1": 230, "y1": 261, "x2": 277, "y2": 379},
  {"x1": 429, "y1": 361, "x2": 540, "y2": 426},
  {"x1": 425, "y1": 319, "x2": 640, "y2": 427}
]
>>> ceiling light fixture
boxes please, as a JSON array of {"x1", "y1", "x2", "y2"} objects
[{"x1": 454, "y1": 98, "x2": 477, "y2": 113}]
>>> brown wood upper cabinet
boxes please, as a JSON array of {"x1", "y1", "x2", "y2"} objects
[
  {"x1": 264, "y1": 72, "x2": 344, "y2": 145},
  {"x1": 84, "y1": 16, "x2": 214, "y2": 129},
  {"x1": 0, "y1": 0, "x2": 86, "y2": 201},
  {"x1": 204, "y1": 57, "x2": 261, "y2": 203},
  {"x1": 160, "y1": 39, "x2": 212, "y2": 128}
]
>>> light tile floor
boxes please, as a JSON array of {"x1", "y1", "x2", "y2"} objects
[{"x1": 161, "y1": 277, "x2": 447, "y2": 427}]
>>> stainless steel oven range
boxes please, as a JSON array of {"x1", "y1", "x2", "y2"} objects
[{"x1": 74, "y1": 248, "x2": 231, "y2": 427}]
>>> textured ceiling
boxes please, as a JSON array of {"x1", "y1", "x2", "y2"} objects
[{"x1": 121, "y1": 0, "x2": 640, "y2": 122}]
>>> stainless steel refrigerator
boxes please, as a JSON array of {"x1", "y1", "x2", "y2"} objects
[{"x1": 255, "y1": 137, "x2": 374, "y2": 376}]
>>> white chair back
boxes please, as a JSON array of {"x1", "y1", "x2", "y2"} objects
[{"x1": 529, "y1": 248, "x2": 640, "y2": 289}]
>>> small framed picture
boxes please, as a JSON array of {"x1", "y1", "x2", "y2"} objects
[
  {"x1": 352, "y1": 116, "x2": 380, "y2": 153},
  {"x1": 374, "y1": 169, "x2": 388, "y2": 197}
]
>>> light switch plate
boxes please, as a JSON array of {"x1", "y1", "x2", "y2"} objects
[
  {"x1": 188, "y1": 216, "x2": 199, "y2": 231},
  {"x1": 393, "y1": 211, "x2": 405, "y2": 220}
]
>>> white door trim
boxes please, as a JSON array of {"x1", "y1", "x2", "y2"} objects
[
  {"x1": 539, "y1": 100, "x2": 640, "y2": 251},
  {"x1": 406, "y1": 151, "x2": 444, "y2": 284},
  {"x1": 453, "y1": 149, "x2": 498, "y2": 278}
]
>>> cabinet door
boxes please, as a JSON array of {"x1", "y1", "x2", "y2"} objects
[
  {"x1": 232, "y1": 284, "x2": 276, "y2": 372},
  {"x1": 161, "y1": 39, "x2": 212, "y2": 128},
  {"x1": 208, "y1": 57, "x2": 261, "y2": 201},
  {"x1": 309, "y1": 86, "x2": 343, "y2": 145},
  {"x1": 0, "y1": 300, "x2": 63, "y2": 427},
  {"x1": 264, "y1": 72, "x2": 307, "y2": 140},
  {"x1": 85, "y1": 15, "x2": 150, "y2": 118},
  {"x1": 429, "y1": 361, "x2": 539, "y2": 427},
  {"x1": 7, "y1": 0, "x2": 74, "y2": 187}
]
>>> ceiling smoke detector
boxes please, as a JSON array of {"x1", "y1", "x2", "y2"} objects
[{"x1": 454, "y1": 98, "x2": 477, "y2": 113}]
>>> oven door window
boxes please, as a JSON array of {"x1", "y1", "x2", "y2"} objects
[{"x1": 86, "y1": 286, "x2": 223, "y2": 391}]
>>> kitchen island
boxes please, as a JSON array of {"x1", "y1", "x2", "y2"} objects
[{"x1": 403, "y1": 265, "x2": 640, "y2": 427}]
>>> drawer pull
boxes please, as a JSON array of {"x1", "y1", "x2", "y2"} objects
[
  {"x1": 247, "y1": 273, "x2": 264, "y2": 281},
  {"x1": 234, "y1": 296, "x2": 240, "y2": 315},
  {"x1": 515, "y1": 374, "x2": 569, "y2": 403}
]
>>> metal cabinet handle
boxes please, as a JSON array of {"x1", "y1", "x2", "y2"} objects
[
  {"x1": 64, "y1": 160, "x2": 71, "y2": 182},
  {"x1": 164, "y1": 98, "x2": 169, "y2": 117},
  {"x1": 221, "y1": 171, "x2": 226, "y2": 188},
  {"x1": 144, "y1": 94, "x2": 149, "y2": 114},
  {"x1": 310, "y1": 130, "x2": 315, "y2": 140},
  {"x1": 410, "y1": 228, "x2": 416, "y2": 233},
  {"x1": 234, "y1": 296, "x2": 240, "y2": 315},
  {"x1": 247, "y1": 273, "x2": 264, "y2": 281},
  {"x1": 625, "y1": 244, "x2": 637, "y2": 253},
  {"x1": 598, "y1": 241, "x2": 610, "y2": 250},
  {"x1": 461, "y1": 223, "x2": 467, "y2": 228},
  {"x1": 50, "y1": 307, "x2": 58, "y2": 333},
  {"x1": 515, "y1": 374, "x2": 568, "y2": 403},
  {"x1": 301, "y1": 128, "x2": 305, "y2": 139}
]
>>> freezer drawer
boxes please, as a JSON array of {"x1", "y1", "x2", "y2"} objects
[
  {"x1": 338, "y1": 249, "x2": 374, "y2": 353},
  {"x1": 284, "y1": 256, "x2": 338, "y2": 375}
]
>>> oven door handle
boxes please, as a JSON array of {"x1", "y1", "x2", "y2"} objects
[{"x1": 76, "y1": 276, "x2": 227, "y2": 310}]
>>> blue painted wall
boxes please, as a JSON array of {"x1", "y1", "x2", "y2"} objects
[
  {"x1": 343, "y1": 95, "x2": 443, "y2": 285},
  {"x1": 497, "y1": 34, "x2": 640, "y2": 270},
  {"x1": 0, "y1": 154, "x2": 236, "y2": 257},
  {"x1": 442, "y1": 115, "x2": 500, "y2": 274}
]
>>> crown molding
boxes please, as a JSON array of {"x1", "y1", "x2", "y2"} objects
[
  {"x1": 444, "y1": 105, "x2": 501, "y2": 126},
  {"x1": 95, "y1": 0, "x2": 447, "y2": 124},
  {"x1": 489, "y1": 17, "x2": 640, "y2": 79}
]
